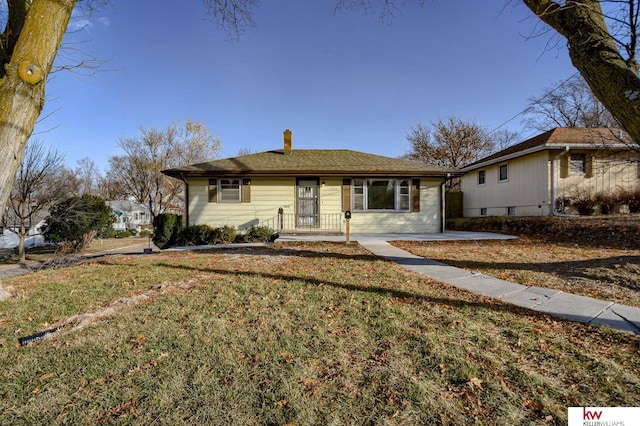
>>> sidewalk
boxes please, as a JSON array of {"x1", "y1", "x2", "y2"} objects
[
  {"x1": 0, "y1": 242, "x2": 158, "y2": 279},
  {"x1": 357, "y1": 238, "x2": 640, "y2": 336}
]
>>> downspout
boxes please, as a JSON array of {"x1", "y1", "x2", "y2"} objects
[
  {"x1": 440, "y1": 173, "x2": 450, "y2": 233},
  {"x1": 551, "y1": 147, "x2": 578, "y2": 217},
  {"x1": 179, "y1": 173, "x2": 189, "y2": 227}
]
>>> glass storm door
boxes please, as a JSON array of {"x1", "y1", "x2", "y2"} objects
[{"x1": 296, "y1": 178, "x2": 319, "y2": 227}]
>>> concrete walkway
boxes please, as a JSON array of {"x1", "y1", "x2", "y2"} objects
[{"x1": 279, "y1": 232, "x2": 640, "y2": 336}]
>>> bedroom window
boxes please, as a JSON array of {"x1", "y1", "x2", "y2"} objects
[
  {"x1": 499, "y1": 164, "x2": 508, "y2": 182},
  {"x1": 219, "y1": 178, "x2": 241, "y2": 202},
  {"x1": 570, "y1": 154, "x2": 587, "y2": 174},
  {"x1": 478, "y1": 170, "x2": 486, "y2": 185},
  {"x1": 352, "y1": 179, "x2": 410, "y2": 212}
]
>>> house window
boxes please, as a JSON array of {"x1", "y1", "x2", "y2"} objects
[
  {"x1": 499, "y1": 164, "x2": 508, "y2": 182},
  {"x1": 480, "y1": 208, "x2": 487, "y2": 216},
  {"x1": 507, "y1": 206, "x2": 516, "y2": 216},
  {"x1": 352, "y1": 179, "x2": 411, "y2": 212},
  {"x1": 570, "y1": 154, "x2": 586, "y2": 174},
  {"x1": 219, "y1": 178, "x2": 241, "y2": 202},
  {"x1": 478, "y1": 170, "x2": 486, "y2": 185}
]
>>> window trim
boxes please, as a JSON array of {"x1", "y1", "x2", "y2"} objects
[
  {"x1": 499, "y1": 163, "x2": 508, "y2": 182},
  {"x1": 352, "y1": 178, "x2": 411, "y2": 212}
]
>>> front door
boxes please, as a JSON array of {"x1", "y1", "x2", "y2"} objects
[{"x1": 296, "y1": 178, "x2": 319, "y2": 227}]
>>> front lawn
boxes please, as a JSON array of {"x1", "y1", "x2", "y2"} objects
[{"x1": 0, "y1": 243, "x2": 638, "y2": 425}]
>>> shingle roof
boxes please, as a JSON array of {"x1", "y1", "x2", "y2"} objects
[
  {"x1": 163, "y1": 149, "x2": 458, "y2": 178},
  {"x1": 462, "y1": 128, "x2": 635, "y2": 171}
]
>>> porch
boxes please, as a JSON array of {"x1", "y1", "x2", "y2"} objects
[{"x1": 260, "y1": 212, "x2": 344, "y2": 235}]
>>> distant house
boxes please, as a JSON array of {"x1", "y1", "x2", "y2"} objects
[
  {"x1": 162, "y1": 130, "x2": 459, "y2": 234},
  {"x1": 460, "y1": 128, "x2": 640, "y2": 217},
  {"x1": 107, "y1": 200, "x2": 152, "y2": 232}
]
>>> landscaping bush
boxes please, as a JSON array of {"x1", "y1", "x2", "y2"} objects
[
  {"x1": 594, "y1": 192, "x2": 617, "y2": 215},
  {"x1": 98, "y1": 226, "x2": 116, "y2": 239},
  {"x1": 115, "y1": 230, "x2": 131, "y2": 238},
  {"x1": 181, "y1": 224, "x2": 215, "y2": 246},
  {"x1": 569, "y1": 189, "x2": 597, "y2": 215},
  {"x1": 152, "y1": 213, "x2": 183, "y2": 249},
  {"x1": 43, "y1": 194, "x2": 116, "y2": 253},
  {"x1": 617, "y1": 187, "x2": 640, "y2": 213},
  {"x1": 139, "y1": 230, "x2": 152, "y2": 238},
  {"x1": 212, "y1": 225, "x2": 237, "y2": 244},
  {"x1": 242, "y1": 225, "x2": 276, "y2": 242}
]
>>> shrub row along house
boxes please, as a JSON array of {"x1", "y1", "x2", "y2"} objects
[
  {"x1": 461, "y1": 128, "x2": 640, "y2": 217},
  {"x1": 162, "y1": 130, "x2": 458, "y2": 235}
]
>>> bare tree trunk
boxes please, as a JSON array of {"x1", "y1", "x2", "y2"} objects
[
  {"x1": 0, "y1": 0, "x2": 75, "y2": 222},
  {"x1": 18, "y1": 225, "x2": 26, "y2": 264},
  {"x1": 0, "y1": 0, "x2": 76, "y2": 299},
  {"x1": 522, "y1": 0, "x2": 640, "y2": 142}
]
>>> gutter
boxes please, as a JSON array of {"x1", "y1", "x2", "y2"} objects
[
  {"x1": 550, "y1": 147, "x2": 578, "y2": 217},
  {"x1": 179, "y1": 173, "x2": 189, "y2": 226}
]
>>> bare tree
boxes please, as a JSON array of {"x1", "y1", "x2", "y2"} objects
[
  {"x1": 405, "y1": 117, "x2": 494, "y2": 190},
  {"x1": 524, "y1": 74, "x2": 620, "y2": 131},
  {"x1": 236, "y1": 147, "x2": 254, "y2": 156},
  {"x1": 75, "y1": 157, "x2": 100, "y2": 196},
  {"x1": 6, "y1": 140, "x2": 66, "y2": 263},
  {"x1": 0, "y1": 0, "x2": 246, "y2": 299},
  {"x1": 521, "y1": 0, "x2": 640, "y2": 143},
  {"x1": 96, "y1": 171, "x2": 127, "y2": 201},
  {"x1": 108, "y1": 119, "x2": 222, "y2": 220},
  {"x1": 491, "y1": 128, "x2": 521, "y2": 151}
]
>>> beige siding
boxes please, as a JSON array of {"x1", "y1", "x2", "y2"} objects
[
  {"x1": 349, "y1": 179, "x2": 441, "y2": 233},
  {"x1": 463, "y1": 150, "x2": 640, "y2": 217},
  {"x1": 187, "y1": 177, "x2": 442, "y2": 233},
  {"x1": 318, "y1": 177, "x2": 343, "y2": 215},
  {"x1": 462, "y1": 151, "x2": 551, "y2": 217},
  {"x1": 188, "y1": 177, "x2": 296, "y2": 230},
  {"x1": 555, "y1": 152, "x2": 640, "y2": 200}
]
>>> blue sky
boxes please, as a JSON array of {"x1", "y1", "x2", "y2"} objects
[{"x1": 35, "y1": 1, "x2": 576, "y2": 171}]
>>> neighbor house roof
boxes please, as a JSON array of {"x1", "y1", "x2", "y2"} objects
[
  {"x1": 462, "y1": 127, "x2": 636, "y2": 172},
  {"x1": 163, "y1": 149, "x2": 459, "y2": 178}
]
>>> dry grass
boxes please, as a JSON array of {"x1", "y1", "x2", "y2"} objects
[{"x1": 0, "y1": 243, "x2": 638, "y2": 425}]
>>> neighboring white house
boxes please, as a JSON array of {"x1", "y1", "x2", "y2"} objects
[
  {"x1": 107, "y1": 200, "x2": 152, "y2": 232},
  {"x1": 460, "y1": 128, "x2": 640, "y2": 217},
  {"x1": 162, "y1": 130, "x2": 459, "y2": 234}
]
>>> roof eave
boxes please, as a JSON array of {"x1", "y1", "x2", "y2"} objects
[
  {"x1": 163, "y1": 169, "x2": 460, "y2": 179},
  {"x1": 461, "y1": 142, "x2": 633, "y2": 172}
]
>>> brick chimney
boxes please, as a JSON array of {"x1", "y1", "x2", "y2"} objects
[{"x1": 283, "y1": 129, "x2": 292, "y2": 154}]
